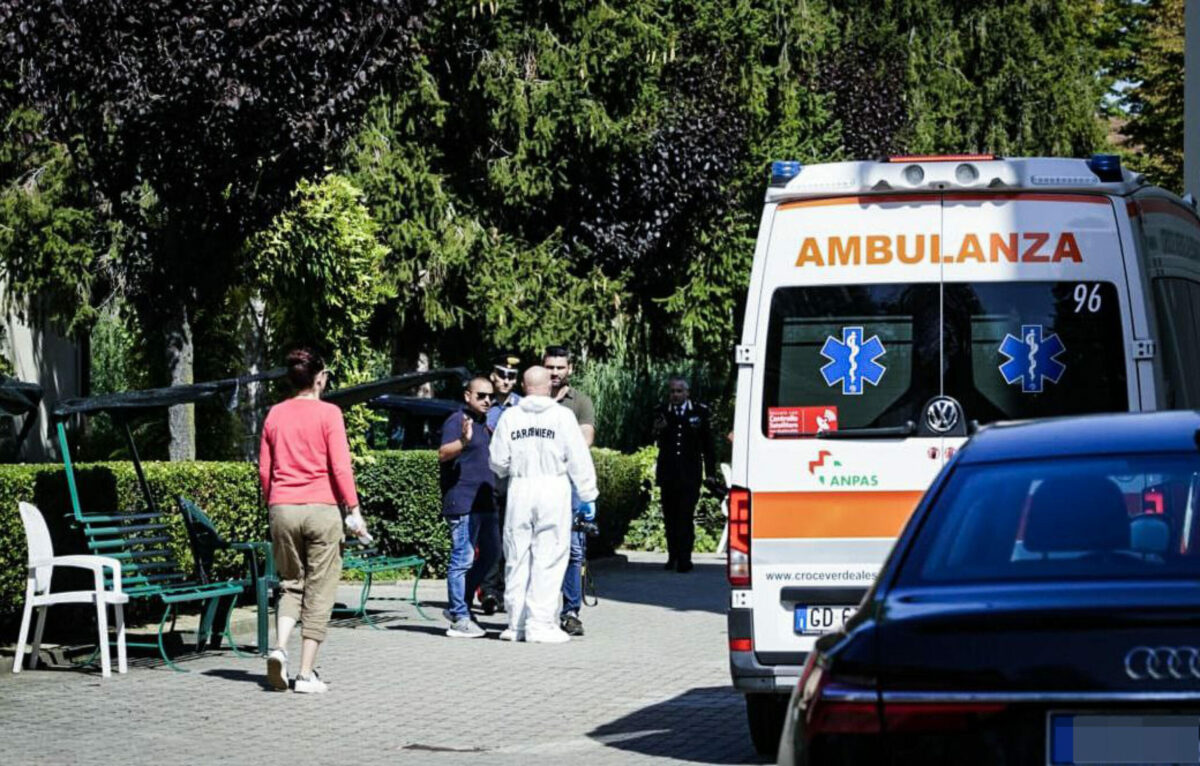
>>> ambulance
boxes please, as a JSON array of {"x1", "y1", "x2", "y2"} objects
[{"x1": 726, "y1": 154, "x2": 1200, "y2": 755}]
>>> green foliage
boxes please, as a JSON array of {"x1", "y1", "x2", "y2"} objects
[
  {"x1": 1111, "y1": 0, "x2": 1184, "y2": 191},
  {"x1": 885, "y1": 0, "x2": 1107, "y2": 157},
  {"x1": 0, "y1": 107, "x2": 107, "y2": 333},
  {"x1": 0, "y1": 448, "x2": 649, "y2": 620},
  {"x1": 0, "y1": 0, "x2": 1143, "y2": 431},
  {"x1": 589, "y1": 447, "x2": 651, "y2": 556},
  {"x1": 251, "y1": 174, "x2": 397, "y2": 450},
  {"x1": 575, "y1": 355, "x2": 728, "y2": 454},
  {"x1": 253, "y1": 175, "x2": 396, "y2": 355},
  {"x1": 352, "y1": 451, "x2": 451, "y2": 576},
  {"x1": 622, "y1": 444, "x2": 726, "y2": 554}
]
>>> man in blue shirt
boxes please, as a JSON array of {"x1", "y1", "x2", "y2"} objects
[
  {"x1": 438, "y1": 375, "x2": 500, "y2": 638},
  {"x1": 480, "y1": 353, "x2": 522, "y2": 614}
]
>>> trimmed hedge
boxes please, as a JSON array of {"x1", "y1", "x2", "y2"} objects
[{"x1": 0, "y1": 448, "x2": 648, "y2": 621}]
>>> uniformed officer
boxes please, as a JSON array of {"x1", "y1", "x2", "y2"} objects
[{"x1": 653, "y1": 376, "x2": 716, "y2": 573}]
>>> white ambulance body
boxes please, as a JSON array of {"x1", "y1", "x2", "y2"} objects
[{"x1": 727, "y1": 155, "x2": 1200, "y2": 754}]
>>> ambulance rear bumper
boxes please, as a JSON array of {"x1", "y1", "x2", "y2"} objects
[{"x1": 727, "y1": 607, "x2": 803, "y2": 693}]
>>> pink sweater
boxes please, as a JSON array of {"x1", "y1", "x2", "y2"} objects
[{"x1": 259, "y1": 397, "x2": 359, "y2": 507}]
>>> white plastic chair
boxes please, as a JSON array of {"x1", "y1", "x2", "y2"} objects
[
  {"x1": 13, "y1": 502, "x2": 129, "y2": 677},
  {"x1": 716, "y1": 463, "x2": 732, "y2": 555}
]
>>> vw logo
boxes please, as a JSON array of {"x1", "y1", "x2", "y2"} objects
[
  {"x1": 1124, "y1": 646, "x2": 1200, "y2": 680},
  {"x1": 924, "y1": 397, "x2": 960, "y2": 434}
]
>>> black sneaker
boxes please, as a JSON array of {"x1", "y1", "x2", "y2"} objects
[
  {"x1": 480, "y1": 594, "x2": 499, "y2": 616},
  {"x1": 561, "y1": 613, "x2": 584, "y2": 636},
  {"x1": 663, "y1": 560, "x2": 677, "y2": 571},
  {"x1": 677, "y1": 561, "x2": 694, "y2": 573}
]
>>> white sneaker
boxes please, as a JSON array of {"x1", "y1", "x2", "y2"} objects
[
  {"x1": 266, "y1": 648, "x2": 288, "y2": 691},
  {"x1": 498, "y1": 628, "x2": 525, "y2": 642},
  {"x1": 293, "y1": 671, "x2": 328, "y2": 694},
  {"x1": 525, "y1": 627, "x2": 571, "y2": 644},
  {"x1": 446, "y1": 617, "x2": 486, "y2": 639}
]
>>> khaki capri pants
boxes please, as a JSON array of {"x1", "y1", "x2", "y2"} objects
[{"x1": 269, "y1": 504, "x2": 343, "y2": 642}]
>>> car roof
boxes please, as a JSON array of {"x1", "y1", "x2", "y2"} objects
[{"x1": 957, "y1": 410, "x2": 1200, "y2": 465}]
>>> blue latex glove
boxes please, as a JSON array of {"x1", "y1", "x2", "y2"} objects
[{"x1": 579, "y1": 501, "x2": 596, "y2": 522}]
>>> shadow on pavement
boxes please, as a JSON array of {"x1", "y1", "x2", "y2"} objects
[
  {"x1": 585, "y1": 557, "x2": 727, "y2": 615},
  {"x1": 202, "y1": 667, "x2": 276, "y2": 690},
  {"x1": 386, "y1": 623, "x2": 450, "y2": 637},
  {"x1": 587, "y1": 685, "x2": 760, "y2": 764}
]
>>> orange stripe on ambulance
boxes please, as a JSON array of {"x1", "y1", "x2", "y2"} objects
[{"x1": 794, "y1": 232, "x2": 1083, "y2": 267}]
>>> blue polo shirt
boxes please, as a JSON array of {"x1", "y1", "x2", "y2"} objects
[
  {"x1": 486, "y1": 392, "x2": 521, "y2": 431},
  {"x1": 439, "y1": 409, "x2": 496, "y2": 517}
]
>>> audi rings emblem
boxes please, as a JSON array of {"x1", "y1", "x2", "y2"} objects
[
  {"x1": 924, "y1": 396, "x2": 960, "y2": 434},
  {"x1": 1123, "y1": 646, "x2": 1200, "y2": 680}
]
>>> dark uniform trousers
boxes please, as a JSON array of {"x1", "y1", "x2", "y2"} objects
[
  {"x1": 661, "y1": 480, "x2": 701, "y2": 565},
  {"x1": 655, "y1": 401, "x2": 715, "y2": 566}
]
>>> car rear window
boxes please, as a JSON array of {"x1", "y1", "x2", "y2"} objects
[
  {"x1": 760, "y1": 282, "x2": 1127, "y2": 435},
  {"x1": 898, "y1": 454, "x2": 1200, "y2": 585}
]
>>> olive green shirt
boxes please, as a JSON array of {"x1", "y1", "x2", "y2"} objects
[{"x1": 558, "y1": 386, "x2": 596, "y2": 429}]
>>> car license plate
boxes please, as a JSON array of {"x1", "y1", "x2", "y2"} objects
[
  {"x1": 1047, "y1": 713, "x2": 1200, "y2": 765},
  {"x1": 794, "y1": 604, "x2": 855, "y2": 635}
]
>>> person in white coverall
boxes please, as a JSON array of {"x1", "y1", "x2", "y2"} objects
[{"x1": 488, "y1": 366, "x2": 598, "y2": 643}]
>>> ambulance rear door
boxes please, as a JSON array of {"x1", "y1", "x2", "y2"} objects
[
  {"x1": 747, "y1": 195, "x2": 947, "y2": 663},
  {"x1": 936, "y1": 192, "x2": 1138, "y2": 443}
]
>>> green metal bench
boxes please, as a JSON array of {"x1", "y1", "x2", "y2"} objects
[
  {"x1": 178, "y1": 497, "x2": 276, "y2": 656},
  {"x1": 57, "y1": 422, "x2": 247, "y2": 671},
  {"x1": 335, "y1": 539, "x2": 430, "y2": 626}
]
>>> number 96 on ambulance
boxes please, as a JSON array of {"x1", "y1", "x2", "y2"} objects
[{"x1": 726, "y1": 154, "x2": 1200, "y2": 758}]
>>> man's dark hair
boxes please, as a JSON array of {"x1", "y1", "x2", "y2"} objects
[
  {"x1": 285, "y1": 347, "x2": 325, "y2": 390},
  {"x1": 543, "y1": 345, "x2": 572, "y2": 362}
]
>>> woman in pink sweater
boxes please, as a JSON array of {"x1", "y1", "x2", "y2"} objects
[{"x1": 259, "y1": 347, "x2": 369, "y2": 693}]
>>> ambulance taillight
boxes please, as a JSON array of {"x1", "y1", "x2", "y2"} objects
[{"x1": 728, "y1": 487, "x2": 751, "y2": 586}]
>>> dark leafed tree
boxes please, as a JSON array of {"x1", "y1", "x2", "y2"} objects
[{"x1": 1, "y1": 0, "x2": 427, "y2": 458}]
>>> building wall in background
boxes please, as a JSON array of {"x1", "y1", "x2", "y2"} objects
[{"x1": 3, "y1": 303, "x2": 84, "y2": 461}]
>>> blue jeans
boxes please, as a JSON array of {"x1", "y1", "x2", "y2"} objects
[
  {"x1": 446, "y1": 512, "x2": 500, "y2": 620},
  {"x1": 561, "y1": 486, "x2": 585, "y2": 616},
  {"x1": 561, "y1": 529, "x2": 586, "y2": 616}
]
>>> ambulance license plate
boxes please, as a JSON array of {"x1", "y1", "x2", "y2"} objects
[{"x1": 794, "y1": 605, "x2": 856, "y2": 635}]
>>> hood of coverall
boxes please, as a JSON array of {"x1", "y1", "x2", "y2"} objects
[{"x1": 517, "y1": 395, "x2": 557, "y2": 413}]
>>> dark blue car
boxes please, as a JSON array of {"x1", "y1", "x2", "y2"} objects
[{"x1": 778, "y1": 411, "x2": 1200, "y2": 765}]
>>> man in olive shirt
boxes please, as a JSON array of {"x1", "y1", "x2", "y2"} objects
[{"x1": 544, "y1": 345, "x2": 595, "y2": 636}]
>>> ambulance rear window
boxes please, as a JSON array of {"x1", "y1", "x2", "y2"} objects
[{"x1": 761, "y1": 282, "x2": 1127, "y2": 436}]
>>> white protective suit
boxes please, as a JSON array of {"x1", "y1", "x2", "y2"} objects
[{"x1": 489, "y1": 395, "x2": 598, "y2": 636}]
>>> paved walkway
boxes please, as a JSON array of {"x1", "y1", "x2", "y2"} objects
[{"x1": 0, "y1": 551, "x2": 759, "y2": 765}]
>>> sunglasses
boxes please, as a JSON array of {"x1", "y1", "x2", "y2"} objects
[
  {"x1": 472, "y1": 391, "x2": 493, "y2": 401},
  {"x1": 494, "y1": 367, "x2": 518, "y2": 380}
]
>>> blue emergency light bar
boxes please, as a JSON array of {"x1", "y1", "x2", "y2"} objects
[
  {"x1": 1086, "y1": 153, "x2": 1123, "y2": 183},
  {"x1": 770, "y1": 160, "x2": 803, "y2": 187}
]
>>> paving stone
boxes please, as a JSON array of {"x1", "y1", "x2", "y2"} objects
[{"x1": 0, "y1": 551, "x2": 760, "y2": 765}]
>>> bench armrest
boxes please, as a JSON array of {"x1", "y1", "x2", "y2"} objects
[{"x1": 30, "y1": 554, "x2": 124, "y2": 595}]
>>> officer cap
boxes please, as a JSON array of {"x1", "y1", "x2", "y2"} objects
[{"x1": 493, "y1": 352, "x2": 521, "y2": 373}]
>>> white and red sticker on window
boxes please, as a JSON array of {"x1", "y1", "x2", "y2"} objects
[{"x1": 768, "y1": 406, "x2": 839, "y2": 437}]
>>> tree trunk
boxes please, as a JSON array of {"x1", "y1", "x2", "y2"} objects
[
  {"x1": 239, "y1": 292, "x2": 269, "y2": 460},
  {"x1": 165, "y1": 304, "x2": 195, "y2": 460}
]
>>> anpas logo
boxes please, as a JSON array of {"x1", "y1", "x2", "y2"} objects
[{"x1": 807, "y1": 450, "x2": 879, "y2": 487}]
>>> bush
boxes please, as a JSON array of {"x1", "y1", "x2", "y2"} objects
[
  {"x1": 353, "y1": 451, "x2": 448, "y2": 575},
  {"x1": 622, "y1": 445, "x2": 727, "y2": 554},
  {"x1": 589, "y1": 448, "x2": 650, "y2": 557},
  {"x1": 0, "y1": 448, "x2": 649, "y2": 620},
  {"x1": 0, "y1": 461, "x2": 263, "y2": 627}
]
